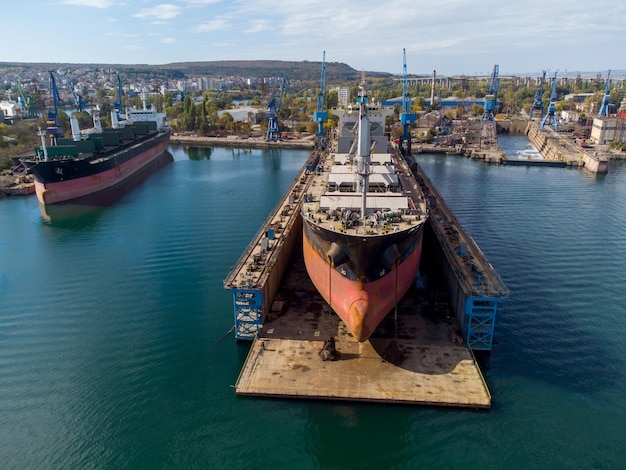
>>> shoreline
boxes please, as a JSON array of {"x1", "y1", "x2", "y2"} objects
[{"x1": 169, "y1": 134, "x2": 315, "y2": 150}]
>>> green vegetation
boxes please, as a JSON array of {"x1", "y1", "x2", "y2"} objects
[{"x1": 0, "y1": 120, "x2": 43, "y2": 170}]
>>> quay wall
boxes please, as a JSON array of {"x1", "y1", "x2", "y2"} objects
[{"x1": 170, "y1": 135, "x2": 314, "y2": 150}]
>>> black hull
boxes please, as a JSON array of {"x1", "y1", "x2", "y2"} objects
[
  {"x1": 22, "y1": 130, "x2": 171, "y2": 184},
  {"x1": 302, "y1": 216, "x2": 424, "y2": 283}
]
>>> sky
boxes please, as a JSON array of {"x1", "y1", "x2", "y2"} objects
[{"x1": 4, "y1": 0, "x2": 624, "y2": 77}]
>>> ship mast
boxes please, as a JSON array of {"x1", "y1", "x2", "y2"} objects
[{"x1": 355, "y1": 83, "x2": 371, "y2": 226}]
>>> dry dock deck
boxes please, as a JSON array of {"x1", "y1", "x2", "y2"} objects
[{"x1": 235, "y1": 250, "x2": 491, "y2": 409}]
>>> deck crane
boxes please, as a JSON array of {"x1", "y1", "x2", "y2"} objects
[
  {"x1": 67, "y1": 79, "x2": 84, "y2": 112},
  {"x1": 266, "y1": 75, "x2": 287, "y2": 142},
  {"x1": 597, "y1": 70, "x2": 612, "y2": 117},
  {"x1": 482, "y1": 64, "x2": 499, "y2": 122},
  {"x1": 540, "y1": 71, "x2": 558, "y2": 131},
  {"x1": 529, "y1": 70, "x2": 547, "y2": 121},
  {"x1": 313, "y1": 51, "x2": 328, "y2": 145},
  {"x1": 16, "y1": 78, "x2": 37, "y2": 118},
  {"x1": 399, "y1": 48, "x2": 416, "y2": 156},
  {"x1": 46, "y1": 72, "x2": 64, "y2": 143}
]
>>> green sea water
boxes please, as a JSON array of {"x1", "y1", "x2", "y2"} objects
[{"x1": 0, "y1": 138, "x2": 624, "y2": 468}]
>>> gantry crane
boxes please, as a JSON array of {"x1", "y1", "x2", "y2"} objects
[
  {"x1": 540, "y1": 71, "x2": 558, "y2": 131},
  {"x1": 399, "y1": 48, "x2": 416, "y2": 156},
  {"x1": 46, "y1": 72, "x2": 64, "y2": 143},
  {"x1": 529, "y1": 70, "x2": 546, "y2": 121},
  {"x1": 266, "y1": 75, "x2": 287, "y2": 142},
  {"x1": 313, "y1": 51, "x2": 328, "y2": 145},
  {"x1": 597, "y1": 70, "x2": 612, "y2": 117},
  {"x1": 482, "y1": 64, "x2": 499, "y2": 122}
]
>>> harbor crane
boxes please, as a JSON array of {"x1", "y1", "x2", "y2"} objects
[
  {"x1": 266, "y1": 75, "x2": 287, "y2": 142},
  {"x1": 16, "y1": 78, "x2": 37, "y2": 118},
  {"x1": 114, "y1": 74, "x2": 124, "y2": 115},
  {"x1": 540, "y1": 71, "x2": 558, "y2": 131},
  {"x1": 67, "y1": 79, "x2": 84, "y2": 112},
  {"x1": 597, "y1": 70, "x2": 612, "y2": 117},
  {"x1": 313, "y1": 51, "x2": 328, "y2": 145},
  {"x1": 399, "y1": 48, "x2": 416, "y2": 156},
  {"x1": 46, "y1": 72, "x2": 64, "y2": 143},
  {"x1": 529, "y1": 70, "x2": 547, "y2": 121},
  {"x1": 482, "y1": 64, "x2": 499, "y2": 122}
]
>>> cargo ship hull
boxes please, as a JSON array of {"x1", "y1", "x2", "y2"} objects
[
  {"x1": 303, "y1": 219, "x2": 423, "y2": 341},
  {"x1": 301, "y1": 78, "x2": 428, "y2": 341},
  {"x1": 23, "y1": 130, "x2": 170, "y2": 205}
]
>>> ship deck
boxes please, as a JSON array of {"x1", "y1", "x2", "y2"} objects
[
  {"x1": 301, "y1": 150, "x2": 427, "y2": 235},
  {"x1": 235, "y1": 244, "x2": 491, "y2": 409}
]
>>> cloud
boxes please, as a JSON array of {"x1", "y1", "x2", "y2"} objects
[
  {"x1": 61, "y1": 0, "x2": 114, "y2": 7},
  {"x1": 134, "y1": 4, "x2": 181, "y2": 20},
  {"x1": 245, "y1": 19, "x2": 271, "y2": 34},
  {"x1": 161, "y1": 37, "x2": 176, "y2": 43},
  {"x1": 194, "y1": 19, "x2": 228, "y2": 32},
  {"x1": 184, "y1": 0, "x2": 222, "y2": 4}
]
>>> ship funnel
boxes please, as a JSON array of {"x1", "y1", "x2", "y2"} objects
[{"x1": 70, "y1": 114, "x2": 82, "y2": 141}]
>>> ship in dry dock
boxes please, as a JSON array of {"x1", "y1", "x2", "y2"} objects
[{"x1": 301, "y1": 82, "x2": 428, "y2": 342}]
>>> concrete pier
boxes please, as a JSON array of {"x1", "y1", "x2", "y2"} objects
[{"x1": 525, "y1": 121, "x2": 608, "y2": 173}]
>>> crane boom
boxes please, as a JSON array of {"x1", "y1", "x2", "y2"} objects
[
  {"x1": 530, "y1": 70, "x2": 546, "y2": 121},
  {"x1": 597, "y1": 70, "x2": 612, "y2": 117},
  {"x1": 266, "y1": 75, "x2": 287, "y2": 142},
  {"x1": 540, "y1": 71, "x2": 558, "y2": 131},
  {"x1": 399, "y1": 48, "x2": 416, "y2": 156},
  {"x1": 47, "y1": 72, "x2": 64, "y2": 142},
  {"x1": 313, "y1": 51, "x2": 328, "y2": 140}
]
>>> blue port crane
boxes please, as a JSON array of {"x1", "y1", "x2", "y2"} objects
[
  {"x1": 67, "y1": 78, "x2": 84, "y2": 112},
  {"x1": 482, "y1": 64, "x2": 499, "y2": 122},
  {"x1": 399, "y1": 48, "x2": 416, "y2": 156},
  {"x1": 540, "y1": 71, "x2": 558, "y2": 131},
  {"x1": 114, "y1": 73, "x2": 124, "y2": 115},
  {"x1": 313, "y1": 51, "x2": 328, "y2": 143},
  {"x1": 46, "y1": 72, "x2": 64, "y2": 143},
  {"x1": 529, "y1": 70, "x2": 547, "y2": 121},
  {"x1": 597, "y1": 70, "x2": 612, "y2": 117},
  {"x1": 266, "y1": 75, "x2": 287, "y2": 142}
]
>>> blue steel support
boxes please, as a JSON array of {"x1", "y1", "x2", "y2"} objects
[
  {"x1": 462, "y1": 297, "x2": 499, "y2": 350},
  {"x1": 231, "y1": 288, "x2": 264, "y2": 340},
  {"x1": 540, "y1": 71, "x2": 558, "y2": 131}
]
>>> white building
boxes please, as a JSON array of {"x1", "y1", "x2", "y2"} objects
[
  {"x1": 0, "y1": 100, "x2": 21, "y2": 117},
  {"x1": 590, "y1": 117, "x2": 626, "y2": 144}
]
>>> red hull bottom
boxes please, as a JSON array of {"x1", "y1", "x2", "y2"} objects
[
  {"x1": 303, "y1": 233, "x2": 423, "y2": 342},
  {"x1": 35, "y1": 137, "x2": 169, "y2": 205}
]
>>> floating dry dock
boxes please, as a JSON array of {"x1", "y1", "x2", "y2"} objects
[{"x1": 224, "y1": 147, "x2": 508, "y2": 408}]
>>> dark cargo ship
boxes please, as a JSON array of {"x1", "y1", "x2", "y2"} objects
[
  {"x1": 21, "y1": 96, "x2": 170, "y2": 205},
  {"x1": 301, "y1": 83, "x2": 428, "y2": 341}
]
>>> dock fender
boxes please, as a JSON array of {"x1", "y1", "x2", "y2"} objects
[
  {"x1": 327, "y1": 242, "x2": 349, "y2": 267},
  {"x1": 381, "y1": 243, "x2": 401, "y2": 271}
]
